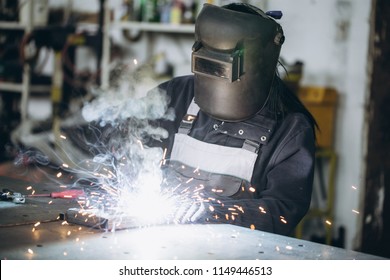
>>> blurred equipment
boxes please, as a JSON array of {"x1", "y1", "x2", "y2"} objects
[
  {"x1": 295, "y1": 86, "x2": 339, "y2": 246},
  {"x1": 298, "y1": 86, "x2": 338, "y2": 149},
  {"x1": 280, "y1": 59, "x2": 304, "y2": 95},
  {"x1": 0, "y1": 189, "x2": 26, "y2": 204},
  {"x1": 0, "y1": 0, "x2": 18, "y2": 21}
]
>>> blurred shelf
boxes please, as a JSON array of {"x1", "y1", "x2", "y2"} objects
[
  {"x1": 0, "y1": 21, "x2": 26, "y2": 30},
  {"x1": 0, "y1": 82, "x2": 51, "y2": 93},
  {"x1": 110, "y1": 21, "x2": 195, "y2": 34}
]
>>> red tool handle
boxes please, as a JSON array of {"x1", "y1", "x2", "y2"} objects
[
  {"x1": 50, "y1": 189, "x2": 85, "y2": 198},
  {"x1": 28, "y1": 189, "x2": 84, "y2": 198}
]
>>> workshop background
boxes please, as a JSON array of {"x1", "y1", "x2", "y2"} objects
[{"x1": 0, "y1": 0, "x2": 389, "y2": 259}]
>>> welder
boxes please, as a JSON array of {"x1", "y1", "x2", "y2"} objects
[{"x1": 149, "y1": 2, "x2": 317, "y2": 237}]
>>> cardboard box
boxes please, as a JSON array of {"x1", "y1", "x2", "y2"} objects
[{"x1": 298, "y1": 86, "x2": 338, "y2": 148}]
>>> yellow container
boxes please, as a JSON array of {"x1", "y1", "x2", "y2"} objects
[{"x1": 298, "y1": 86, "x2": 338, "y2": 148}]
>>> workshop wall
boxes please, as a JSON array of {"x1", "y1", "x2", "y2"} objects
[{"x1": 265, "y1": 0, "x2": 372, "y2": 251}]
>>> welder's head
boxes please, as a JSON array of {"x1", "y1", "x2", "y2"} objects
[{"x1": 192, "y1": 3, "x2": 284, "y2": 122}]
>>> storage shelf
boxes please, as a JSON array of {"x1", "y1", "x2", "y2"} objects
[
  {"x1": 110, "y1": 21, "x2": 195, "y2": 34},
  {"x1": 0, "y1": 82, "x2": 51, "y2": 93},
  {"x1": 0, "y1": 21, "x2": 26, "y2": 30}
]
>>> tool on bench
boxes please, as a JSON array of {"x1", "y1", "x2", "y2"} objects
[
  {"x1": 0, "y1": 189, "x2": 26, "y2": 204},
  {"x1": 28, "y1": 189, "x2": 85, "y2": 199}
]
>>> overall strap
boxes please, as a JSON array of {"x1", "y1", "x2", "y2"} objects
[{"x1": 178, "y1": 98, "x2": 200, "y2": 134}]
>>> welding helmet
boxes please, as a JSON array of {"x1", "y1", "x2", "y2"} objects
[{"x1": 191, "y1": 3, "x2": 284, "y2": 121}]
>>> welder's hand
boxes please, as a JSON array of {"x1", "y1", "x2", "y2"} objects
[{"x1": 174, "y1": 201, "x2": 206, "y2": 224}]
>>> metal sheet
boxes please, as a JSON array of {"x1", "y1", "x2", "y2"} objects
[{"x1": 0, "y1": 222, "x2": 385, "y2": 260}]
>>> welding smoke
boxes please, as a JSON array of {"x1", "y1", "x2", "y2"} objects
[{"x1": 74, "y1": 69, "x2": 178, "y2": 226}]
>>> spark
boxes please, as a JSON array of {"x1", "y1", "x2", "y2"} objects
[
  {"x1": 34, "y1": 222, "x2": 41, "y2": 227},
  {"x1": 63, "y1": 251, "x2": 67, "y2": 256},
  {"x1": 280, "y1": 216, "x2": 287, "y2": 224},
  {"x1": 249, "y1": 187, "x2": 256, "y2": 192},
  {"x1": 26, "y1": 186, "x2": 32, "y2": 190},
  {"x1": 286, "y1": 245, "x2": 293, "y2": 250},
  {"x1": 351, "y1": 185, "x2": 357, "y2": 190},
  {"x1": 234, "y1": 205, "x2": 244, "y2": 213},
  {"x1": 160, "y1": 148, "x2": 167, "y2": 166},
  {"x1": 137, "y1": 139, "x2": 144, "y2": 150},
  {"x1": 352, "y1": 209, "x2": 360, "y2": 214},
  {"x1": 60, "y1": 134, "x2": 67, "y2": 139},
  {"x1": 193, "y1": 185, "x2": 204, "y2": 192},
  {"x1": 56, "y1": 172, "x2": 62, "y2": 178},
  {"x1": 185, "y1": 178, "x2": 194, "y2": 184},
  {"x1": 31, "y1": 228, "x2": 35, "y2": 232},
  {"x1": 28, "y1": 248, "x2": 34, "y2": 254},
  {"x1": 133, "y1": 59, "x2": 138, "y2": 65},
  {"x1": 48, "y1": 200, "x2": 53, "y2": 204},
  {"x1": 325, "y1": 220, "x2": 332, "y2": 225},
  {"x1": 259, "y1": 206, "x2": 267, "y2": 214},
  {"x1": 211, "y1": 188, "x2": 223, "y2": 193},
  {"x1": 209, "y1": 205, "x2": 215, "y2": 212},
  {"x1": 62, "y1": 163, "x2": 69, "y2": 168},
  {"x1": 67, "y1": 231, "x2": 72, "y2": 236},
  {"x1": 250, "y1": 224, "x2": 255, "y2": 230}
]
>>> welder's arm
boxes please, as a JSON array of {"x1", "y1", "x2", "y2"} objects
[{"x1": 200, "y1": 127, "x2": 315, "y2": 236}]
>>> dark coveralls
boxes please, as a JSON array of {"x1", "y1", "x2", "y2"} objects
[{"x1": 151, "y1": 75, "x2": 315, "y2": 236}]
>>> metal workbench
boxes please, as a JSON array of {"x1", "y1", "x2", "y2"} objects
[{"x1": 0, "y1": 172, "x2": 385, "y2": 260}]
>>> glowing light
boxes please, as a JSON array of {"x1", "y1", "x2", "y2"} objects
[
  {"x1": 185, "y1": 178, "x2": 194, "y2": 184},
  {"x1": 259, "y1": 206, "x2": 267, "y2": 214}
]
